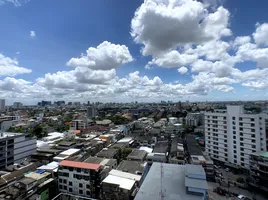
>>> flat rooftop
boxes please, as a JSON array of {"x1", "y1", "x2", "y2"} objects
[
  {"x1": 102, "y1": 175, "x2": 135, "y2": 190},
  {"x1": 127, "y1": 149, "x2": 147, "y2": 160},
  {"x1": 96, "y1": 148, "x2": 118, "y2": 158},
  {"x1": 84, "y1": 157, "x2": 116, "y2": 167},
  {"x1": 117, "y1": 160, "x2": 146, "y2": 175},
  {"x1": 134, "y1": 163, "x2": 205, "y2": 200}
]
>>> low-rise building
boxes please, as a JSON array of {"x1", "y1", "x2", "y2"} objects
[
  {"x1": 96, "y1": 148, "x2": 119, "y2": 159},
  {"x1": 101, "y1": 169, "x2": 141, "y2": 200},
  {"x1": 135, "y1": 163, "x2": 208, "y2": 200},
  {"x1": 126, "y1": 149, "x2": 147, "y2": 161},
  {"x1": 53, "y1": 148, "x2": 80, "y2": 162},
  {"x1": 58, "y1": 160, "x2": 102, "y2": 199},
  {"x1": 249, "y1": 151, "x2": 268, "y2": 192}
]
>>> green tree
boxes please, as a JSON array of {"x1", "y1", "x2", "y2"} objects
[{"x1": 32, "y1": 125, "x2": 43, "y2": 138}]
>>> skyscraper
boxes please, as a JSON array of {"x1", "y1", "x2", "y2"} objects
[
  {"x1": 87, "y1": 104, "x2": 97, "y2": 119},
  {"x1": 0, "y1": 99, "x2": 5, "y2": 111}
]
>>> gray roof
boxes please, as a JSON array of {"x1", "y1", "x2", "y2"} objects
[
  {"x1": 117, "y1": 160, "x2": 146, "y2": 174},
  {"x1": 185, "y1": 164, "x2": 206, "y2": 178},
  {"x1": 185, "y1": 177, "x2": 208, "y2": 190},
  {"x1": 153, "y1": 141, "x2": 168, "y2": 153},
  {"x1": 135, "y1": 163, "x2": 205, "y2": 200},
  {"x1": 84, "y1": 157, "x2": 116, "y2": 167},
  {"x1": 19, "y1": 177, "x2": 36, "y2": 185},
  {"x1": 96, "y1": 148, "x2": 118, "y2": 158},
  {"x1": 127, "y1": 150, "x2": 147, "y2": 160},
  {"x1": 110, "y1": 143, "x2": 126, "y2": 149}
]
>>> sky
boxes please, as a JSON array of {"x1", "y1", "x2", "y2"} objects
[{"x1": 1, "y1": 0, "x2": 268, "y2": 105}]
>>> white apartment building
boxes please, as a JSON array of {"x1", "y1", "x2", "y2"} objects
[
  {"x1": 0, "y1": 132, "x2": 36, "y2": 169},
  {"x1": 205, "y1": 105, "x2": 268, "y2": 169}
]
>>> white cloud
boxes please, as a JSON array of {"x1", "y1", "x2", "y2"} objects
[
  {"x1": 0, "y1": 0, "x2": 30, "y2": 7},
  {"x1": 0, "y1": 53, "x2": 32, "y2": 76},
  {"x1": 147, "y1": 50, "x2": 198, "y2": 68},
  {"x1": 236, "y1": 42, "x2": 268, "y2": 67},
  {"x1": 30, "y1": 31, "x2": 36, "y2": 37},
  {"x1": 131, "y1": 0, "x2": 231, "y2": 56},
  {"x1": 253, "y1": 23, "x2": 268, "y2": 46},
  {"x1": 67, "y1": 41, "x2": 133, "y2": 70},
  {"x1": 178, "y1": 66, "x2": 188, "y2": 74},
  {"x1": 233, "y1": 36, "x2": 251, "y2": 47}
]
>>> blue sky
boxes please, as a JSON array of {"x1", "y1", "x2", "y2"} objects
[{"x1": 1, "y1": 0, "x2": 268, "y2": 104}]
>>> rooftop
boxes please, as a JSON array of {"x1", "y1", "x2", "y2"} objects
[
  {"x1": 117, "y1": 160, "x2": 146, "y2": 175},
  {"x1": 84, "y1": 157, "x2": 116, "y2": 167},
  {"x1": 59, "y1": 160, "x2": 101, "y2": 170},
  {"x1": 127, "y1": 149, "x2": 147, "y2": 161},
  {"x1": 96, "y1": 148, "x2": 118, "y2": 158},
  {"x1": 102, "y1": 174, "x2": 136, "y2": 190},
  {"x1": 60, "y1": 148, "x2": 80, "y2": 156},
  {"x1": 153, "y1": 141, "x2": 168, "y2": 153},
  {"x1": 25, "y1": 171, "x2": 51, "y2": 180},
  {"x1": 134, "y1": 163, "x2": 206, "y2": 200},
  {"x1": 260, "y1": 152, "x2": 268, "y2": 158},
  {"x1": 109, "y1": 169, "x2": 141, "y2": 181},
  {"x1": 19, "y1": 177, "x2": 36, "y2": 185}
]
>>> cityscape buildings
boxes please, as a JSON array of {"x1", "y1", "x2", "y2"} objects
[{"x1": 0, "y1": 99, "x2": 5, "y2": 111}]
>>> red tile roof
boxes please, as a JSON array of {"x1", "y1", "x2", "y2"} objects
[{"x1": 59, "y1": 160, "x2": 100, "y2": 170}]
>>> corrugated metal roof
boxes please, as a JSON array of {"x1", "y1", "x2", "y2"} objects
[{"x1": 185, "y1": 177, "x2": 208, "y2": 189}]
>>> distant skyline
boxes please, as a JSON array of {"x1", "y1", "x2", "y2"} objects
[{"x1": 1, "y1": 0, "x2": 268, "y2": 105}]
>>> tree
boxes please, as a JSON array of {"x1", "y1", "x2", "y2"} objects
[{"x1": 32, "y1": 125, "x2": 43, "y2": 138}]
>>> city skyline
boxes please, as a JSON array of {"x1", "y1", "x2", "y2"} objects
[{"x1": 1, "y1": 0, "x2": 268, "y2": 105}]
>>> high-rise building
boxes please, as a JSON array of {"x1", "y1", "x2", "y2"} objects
[
  {"x1": 13, "y1": 102, "x2": 23, "y2": 109},
  {"x1": 0, "y1": 99, "x2": 5, "y2": 111},
  {"x1": 205, "y1": 105, "x2": 268, "y2": 169},
  {"x1": 87, "y1": 105, "x2": 97, "y2": 119}
]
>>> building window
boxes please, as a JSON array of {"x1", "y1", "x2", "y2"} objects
[
  {"x1": 79, "y1": 183, "x2": 83, "y2": 188},
  {"x1": 251, "y1": 118, "x2": 255, "y2": 122},
  {"x1": 233, "y1": 131, "x2": 236, "y2": 134},
  {"x1": 234, "y1": 150, "x2": 237, "y2": 153},
  {"x1": 241, "y1": 163, "x2": 244, "y2": 166},
  {"x1": 69, "y1": 188, "x2": 73, "y2": 192},
  {"x1": 239, "y1": 122, "x2": 243, "y2": 126},
  {"x1": 252, "y1": 145, "x2": 256, "y2": 148},
  {"x1": 240, "y1": 143, "x2": 244, "y2": 146},
  {"x1": 234, "y1": 145, "x2": 236, "y2": 149},
  {"x1": 239, "y1": 127, "x2": 243, "y2": 131},
  {"x1": 251, "y1": 134, "x2": 255, "y2": 138},
  {"x1": 239, "y1": 117, "x2": 242, "y2": 121},
  {"x1": 233, "y1": 136, "x2": 236, "y2": 139},
  {"x1": 241, "y1": 148, "x2": 244, "y2": 151},
  {"x1": 59, "y1": 185, "x2": 62, "y2": 189},
  {"x1": 77, "y1": 168, "x2": 81, "y2": 173},
  {"x1": 233, "y1": 126, "x2": 236, "y2": 130},
  {"x1": 234, "y1": 141, "x2": 236, "y2": 144},
  {"x1": 234, "y1": 160, "x2": 237, "y2": 163},
  {"x1": 240, "y1": 138, "x2": 243, "y2": 141},
  {"x1": 64, "y1": 186, "x2": 67, "y2": 190},
  {"x1": 86, "y1": 191, "x2": 91, "y2": 196},
  {"x1": 251, "y1": 129, "x2": 255, "y2": 132},
  {"x1": 234, "y1": 155, "x2": 237, "y2": 158},
  {"x1": 86, "y1": 184, "x2": 90, "y2": 189},
  {"x1": 79, "y1": 190, "x2": 83, "y2": 195},
  {"x1": 63, "y1": 179, "x2": 67, "y2": 184},
  {"x1": 59, "y1": 179, "x2": 62, "y2": 183},
  {"x1": 251, "y1": 124, "x2": 255, "y2": 127},
  {"x1": 241, "y1": 158, "x2": 244, "y2": 161},
  {"x1": 69, "y1": 182, "x2": 72, "y2": 186},
  {"x1": 232, "y1": 117, "x2": 235, "y2": 120},
  {"x1": 252, "y1": 139, "x2": 256, "y2": 143},
  {"x1": 241, "y1": 153, "x2": 244, "y2": 156}
]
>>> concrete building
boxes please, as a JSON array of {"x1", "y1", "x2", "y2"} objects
[
  {"x1": 249, "y1": 151, "x2": 268, "y2": 192},
  {"x1": 0, "y1": 115, "x2": 19, "y2": 131},
  {"x1": 0, "y1": 99, "x2": 5, "y2": 111},
  {"x1": 58, "y1": 160, "x2": 102, "y2": 199},
  {"x1": 205, "y1": 105, "x2": 268, "y2": 169},
  {"x1": 87, "y1": 105, "x2": 97, "y2": 119},
  {"x1": 135, "y1": 163, "x2": 208, "y2": 200},
  {"x1": 13, "y1": 102, "x2": 23, "y2": 109},
  {"x1": 101, "y1": 169, "x2": 141, "y2": 200},
  {"x1": 0, "y1": 132, "x2": 36, "y2": 169},
  {"x1": 185, "y1": 113, "x2": 204, "y2": 127},
  {"x1": 126, "y1": 149, "x2": 147, "y2": 161},
  {"x1": 70, "y1": 119, "x2": 87, "y2": 130}
]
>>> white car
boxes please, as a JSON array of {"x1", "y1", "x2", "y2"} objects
[{"x1": 237, "y1": 195, "x2": 245, "y2": 199}]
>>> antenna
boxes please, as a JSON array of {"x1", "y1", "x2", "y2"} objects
[{"x1": 159, "y1": 162, "x2": 165, "y2": 199}]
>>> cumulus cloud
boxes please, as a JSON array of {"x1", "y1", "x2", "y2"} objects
[
  {"x1": 253, "y1": 23, "x2": 268, "y2": 46},
  {"x1": 131, "y1": 0, "x2": 231, "y2": 56},
  {"x1": 0, "y1": 54, "x2": 32, "y2": 76},
  {"x1": 178, "y1": 66, "x2": 188, "y2": 74},
  {"x1": 67, "y1": 41, "x2": 133, "y2": 70},
  {"x1": 30, "y1": 31, "x2": 36, "y2": 37}
]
